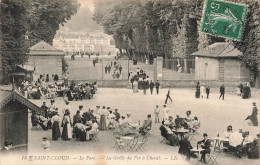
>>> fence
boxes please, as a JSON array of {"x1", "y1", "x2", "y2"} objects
[{"x1": 163, "y1": 58, "x2": 196, "y2": 80}]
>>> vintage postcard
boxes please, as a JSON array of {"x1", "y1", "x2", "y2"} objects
[{"x1": 0, "y1": 0, "x2": 259, "y2": 165}]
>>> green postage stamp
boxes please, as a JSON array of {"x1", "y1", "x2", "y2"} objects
[{"x1": 200, "y1": 0, "x2": 248, "y2": 40}]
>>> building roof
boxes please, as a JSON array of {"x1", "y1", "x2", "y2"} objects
[
  {"x1": 17, "y1": 65, "x2": 34, "y2": 72},
  {"x1": 29, "y1": 40, "x2": 64, "y2": 56},
  {"x1": 191, "y1": 42, "x2": 242, "y2": 58},
  {"x1": 0, "y1": 89, "x2": 41, "y2": 111}
]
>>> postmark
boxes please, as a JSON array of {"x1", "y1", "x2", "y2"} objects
[{"x1": 200, "y1": 0, "x2": 248, "y2": 40}]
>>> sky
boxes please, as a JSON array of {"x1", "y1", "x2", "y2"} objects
[{"x1": 77, "y1": 0, "x2": 95, "y2": 12}]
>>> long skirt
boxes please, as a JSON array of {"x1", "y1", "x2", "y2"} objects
[
  {"x1": 61, "y1": 122, "x2": 72, "y2": 140},
  {"x1": 100, "y1": 115, "x2": 107, "y2": 130},
  {"x1": 250, "y1": 115, "x2": 258, "y2": 126},
  {"x1": 52, "y1": 121, "x2": 61, "y2": 140},
  {"x1": 133, "y1": 85, "x2": 138, "y2": 93}
]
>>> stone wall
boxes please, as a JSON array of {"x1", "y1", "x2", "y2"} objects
[{"x1": 27, "y1": 55, "x2": 63, "y2": 81}]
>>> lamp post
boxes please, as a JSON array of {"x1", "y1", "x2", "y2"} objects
[{"x1": 128, "y1": 58, "x2": 129, "y2": 80}]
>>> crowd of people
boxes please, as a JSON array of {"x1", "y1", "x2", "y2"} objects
[
  {"x1": 129, "y1": 68, "x2": 160, "y2": 95},
  {"x1": 237, "y1": 82, "x2": 252, "y2": 99},
  {"x1": 17, "y1": 77, "x2": 97, "y2": 101},
  {"x1": 30, "y1": 100, "x2": 153, "y2": 143}
]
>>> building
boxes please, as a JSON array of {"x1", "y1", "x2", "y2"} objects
[
  {"x1": 191, "y1": 42, "x2": 253, "y2": 82},
  {"x1": 0, "y1": 89, "x2": 41, "y2": 153},
  {"x1": 27, "y1": 41, "x2": 65, "y2": 82},
  {"x1": 9, "y1": 65, "x2": 34, "y2": 83}
]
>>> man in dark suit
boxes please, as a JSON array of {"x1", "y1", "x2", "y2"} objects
[
  {"x1": 155, "y1": 80, "x2": 160, "y2": 94},
  {"x1": 197, "y1": 133, "x2": 211, "y2": 163},
  {"x1": 165, "y1": 88, "x2": 173, "y2": 104},
  {"x1": 219, "y1": 84, "x2": 225, "y2": 100},
  {"x1": 149, "y1": 81, "x2": 154, "y2": 95},
  {"x1": 1, "y1": 141, "x2": 13, "y2": 155}
]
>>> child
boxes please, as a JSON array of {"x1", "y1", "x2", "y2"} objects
[{"x1": 41, "y1": 137, "x2": 50, "y2": 152}]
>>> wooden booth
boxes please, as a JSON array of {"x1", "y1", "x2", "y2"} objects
[{"x1": 0, "y1": 89, "x2": 41, "y2": 153}]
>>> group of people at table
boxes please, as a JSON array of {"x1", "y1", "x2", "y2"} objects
[
  {"x1": 32, "y1": 100, "x2": 152, "y2": 142},
  {"x1": 176, "y1": 124, "x2": 260, "y2": 163}
]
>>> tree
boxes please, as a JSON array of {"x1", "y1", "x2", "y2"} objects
[
  {"x1": 27, "y1": 0, "x2": 80, "y2": 45},
  {"x1": 0, "y1": 0, "x2": 80, "y2": 84},
  {"x1": 1, "y1": 0, "x2": 28, "y2": 84}
]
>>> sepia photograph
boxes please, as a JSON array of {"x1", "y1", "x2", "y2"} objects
[{"x1": 0, "y1": 0, "x2": 259, "y2": 164}]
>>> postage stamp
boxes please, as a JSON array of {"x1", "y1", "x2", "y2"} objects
[{"x1": 200, "y1": 0, "x2": 248, "y2": 40}]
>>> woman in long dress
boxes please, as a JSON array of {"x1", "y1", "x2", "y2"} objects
[
  {"x1": 99, "y1": 106, "x2": 109, "y2": 130},
  {"x1": 133, "y1": 80, "x2": 138, "y2": 93},
  {"x1": 51, "y1": 112, "x2": 61, "y2": 140},
  {"x1": 61, "y1": 114, "x2": 72, "y2": 140}
]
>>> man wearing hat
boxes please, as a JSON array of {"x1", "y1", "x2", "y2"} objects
[
  {"x1": 197, "y1": 133, "x2": 211, "y2": 163},
  {"x1": 245, "y1": 102, "x2": 258, "y2": 126},
  {"x1": 73, "y1": 110, "x2": 82, "y2": 126}
]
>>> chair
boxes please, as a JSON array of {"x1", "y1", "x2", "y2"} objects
[
  {"x1": 135, "y1": 136, "x2": 148, "y2": 151},
  {"x1": 206, "y1": 141, "x2": 220, "y2": 165},
  {"x1": 113, "y1": 132, "x2": 121, "y2": 148},
  {"x1": 129, "y1": 136, "x2": 139, "y2": 151},
  {"x1": 188, "y1": 131, "x2": 198, "y2": 142},
  {"x1": 160, "y1": 137, "x2": 169, "y2": 144},
  {"x1": 114, "y1": 136, "x2": 126, "y2": 151},
  {"x1": 89, "y1": 129, "x2": 99, "y2": 142}
]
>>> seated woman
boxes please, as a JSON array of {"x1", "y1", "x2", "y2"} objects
[
  {"x1": 73, "y1": 121, "x2": 87, "y2": 141},
  {"x1": 235, "y1": 131, "x2": 254, "y2": 158},
  {"x1": 179, "y1": 134, "x2": 194, "y2": 160},
  {"x1": 160, "y1": 121, "x2": 179, "y2": 146},
  {"x1": 185, "y1": 110, "x2": 193, "y2": 129},
  {"x1": 119, "y1": 115, "x2": 137, "y2": 136},
  {"x1": 247, "y1": 133, "x2": 260, "y2": 159},
  {"x1": 222, "y1": 125, "x2": 233, "y2": 149},
  {"x1": 191, "y1": 116, "x2": 200, "y2": 132},
  {"x1": 86, "y1": 120, "x2": 98, "y2": 140}
]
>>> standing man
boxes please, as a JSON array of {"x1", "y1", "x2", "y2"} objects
[
  {"x1": 155, "y1": 80, "x2": 160, "y2": 95},
  {"x1": 108, "y1": 65, "x2": 111, "y2": 74},
  {"x1": 119, "y1": 65, "x2": 122, "y2": 74},
  {"x1": 165, "y1": 88, "x2": 173, "y2": 104},
  {"x1": 93, "y1": 59, "x2": 96, "y2": 67},
  {"x1": 154, "y1": 105, "x2": 160, "y2": 123},
  {"x1": 149, "y1": 80, "x2": 154, "y2": 95},
  {"x1": 219, "y1": 84, "x2": 225, "y2": 100},
  {"x1": 206, "y1": 86, "x2": 210, "y2": 99}
]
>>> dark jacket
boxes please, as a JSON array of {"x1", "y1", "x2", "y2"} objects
[
  {"x1": 220, "y1": 86, "x2": 225, "y2": 93},
  {"x1": 179, "y1": 139, "x2": 193, "y2": 156},
  {"x1": 155, "y1": 82, "x2": 160, "y2": 88},
  {"x1": 150, "y1": 82, "x2": 154, "y2": 89},
  {"x1": 159, "y1": 125, "x2": 168, "y2": 138},
  {"x1": 197, "y1": 139, "x2": 211, "y2": 152}
]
